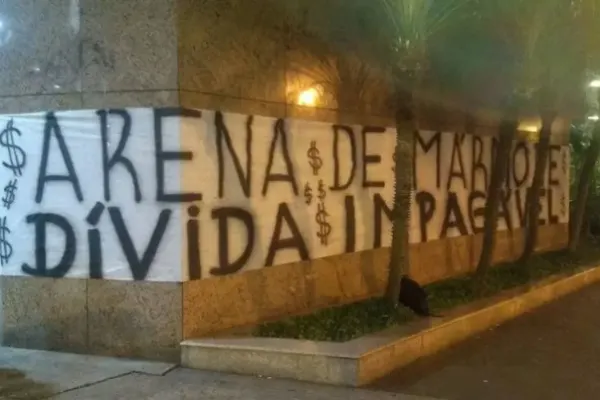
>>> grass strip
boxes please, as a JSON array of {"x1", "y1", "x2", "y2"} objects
[{"x1": 255, "y1": 240, "x2": 600, "y2": 342}]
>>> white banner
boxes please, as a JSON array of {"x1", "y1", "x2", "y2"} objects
[
  {"x1": 0, "y1": 108, "x2": 569, "y2": 281},
  {"x1": 410, "y1": 130, "x2": 570, "y2": 243},
  {"x1": 0, "y1": 108, "x2": 396, "y2": 281}
]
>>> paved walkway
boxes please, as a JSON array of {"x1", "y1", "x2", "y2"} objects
[
  {"x1": 5, "y1": 283, "x2": 599, "y2": 399},
  {"x1": 370, "y1": 282, "x2": 600, "y2": 400},
  {"x1": 0, "y1": 347, "x2": 436, "y2": 399}
]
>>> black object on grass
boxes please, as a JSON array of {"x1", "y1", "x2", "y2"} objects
[{"x1": 399, "y1": 275, "x2": 442, "y2": 317}]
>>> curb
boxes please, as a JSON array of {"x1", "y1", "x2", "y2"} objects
[{"x1": 181, "y1": 265, "x2": 600, "y2": 387}]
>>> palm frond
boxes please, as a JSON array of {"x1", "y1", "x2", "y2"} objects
[{"x1": 379, "y1": 0, "x2": 475, "y2": 82}]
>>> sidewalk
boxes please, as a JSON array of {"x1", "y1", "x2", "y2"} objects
[
  {"x1": 0, "y1": 346, "x2": 438, "y2": 399},
  {"x1": 369, "y1": 282, "x2": 600, "y2": 400}
]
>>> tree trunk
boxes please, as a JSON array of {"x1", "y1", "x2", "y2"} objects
[
  {"x1": 336, "y1": 57, "x2": 355, "y2": 112},
  {"x1": 385, "y1": 89, "x2": 416, "y2": 306},
  {"x1": 569, "y1": 126, "x2": 600, "y2": 251},
  {"x1": 474, "y1": 106, "x2": 518, "y2": 286},
  {"x1": 520, "y1": 111, "x2": 557, "y2": 263}
]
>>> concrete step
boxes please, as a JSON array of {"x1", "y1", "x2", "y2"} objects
[
  {"x1": 181, "y1": 336, "x2": 361, "y2": 386},
  {"x1": 181, "y1": 266, "x2": 600, "y2": 387}
]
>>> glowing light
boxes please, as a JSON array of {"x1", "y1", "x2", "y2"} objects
[
  {"x1": 590, "y1": 80, "x2": 600, "y2": 88},
  {"x1": 297, "y1": 87, "x2": 320, "y2": 107},
  {"x1": 588, "y1": 115, "x2": 599, "y2": 121},
  {"x1": 519, "y1": 124, "x2": 539, "y2": 133}
]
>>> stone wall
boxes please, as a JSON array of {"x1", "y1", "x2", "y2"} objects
[{"x1": 0, "y1": 0, "x2": 570, "y2": 362}]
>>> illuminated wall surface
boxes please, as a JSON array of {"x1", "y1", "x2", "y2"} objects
[{"x1": 0, "y1": 108, "x2": 569, "y2": 282}]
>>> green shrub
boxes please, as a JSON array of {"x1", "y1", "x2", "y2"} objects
[{"x1": 255, "y1": 241, "x2": 600, "y2": 342}]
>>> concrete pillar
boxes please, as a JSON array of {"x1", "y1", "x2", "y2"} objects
[{"x1": 0, "y1": 0, "x2": 184, "y2": 362}]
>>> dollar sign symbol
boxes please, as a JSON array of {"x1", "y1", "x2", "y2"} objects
[
  {"x1": 315, "y1": 203, "x2": 332, "y2": 246},
  {"x1": 304, "y1": 182, "x2": 313, "y2": 205},
  {"x1": 307, "y1": 141, "x2": 323, "y2": 176},
  {"x1": 317, "y1": 179, "x2": 326, "y2": 201},
  {"x1": 0, "y1": 119, "x2": 27, "y2": 177},
  {"x1": 0, "y1": 216, "x2": 13, "y2": 267},
  {"x1": 2, "y1": 179, "x2": 17, "y2": 209}
]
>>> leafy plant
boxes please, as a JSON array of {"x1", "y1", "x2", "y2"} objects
[{"x1": 256, "y1": 239, "x2": 600, "y2": 342}]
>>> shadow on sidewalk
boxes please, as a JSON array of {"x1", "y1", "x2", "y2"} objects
[{"x1": 0, "y1": 368, "x2": 57, "y2": 399}]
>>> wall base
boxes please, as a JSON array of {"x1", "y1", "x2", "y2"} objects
[
  {"x1": 1, "y1": 276, "x2": 182, "y2": 363},
  {"x1": 0, "y1": 225, "x2": 568, "y2": 362}
]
